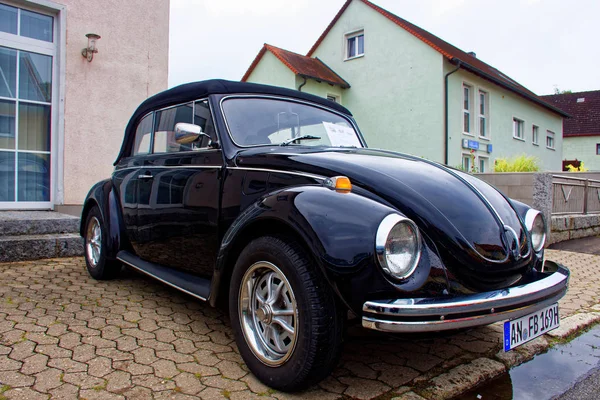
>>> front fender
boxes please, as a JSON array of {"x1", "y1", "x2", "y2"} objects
[
  {"x1": 210, "y1": 185, "x2": 408, "y2": 312},
  {"x1": 81, "y1": 179, "x2": 129, "y2": 260}
]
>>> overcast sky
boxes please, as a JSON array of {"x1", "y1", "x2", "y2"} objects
[{"x1": 168, "y1": 0, "x2": 600, "y2": 96}]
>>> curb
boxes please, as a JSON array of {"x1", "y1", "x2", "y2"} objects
[{"x1": 393, "y1": 309, "x2": 600, "y2": 400}]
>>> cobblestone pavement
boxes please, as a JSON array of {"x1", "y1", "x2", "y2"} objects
[{"x1": 0, "y1": 250, "x2": 597, "y2": 400}]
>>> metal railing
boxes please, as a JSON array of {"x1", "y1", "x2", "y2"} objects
[{"x1": 552, "y1": 175, "x2": 600, "y2": 215}]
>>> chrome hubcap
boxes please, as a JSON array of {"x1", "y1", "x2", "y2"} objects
[
  {"x1": 85, "y1": 216, "x2": 101, "y2": 268},
  {"x1": 239, "y1": 261, "x2": 298, "y2": 366}
]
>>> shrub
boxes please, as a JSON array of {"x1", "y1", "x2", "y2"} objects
[
  {"x1": 565, "y1": 162, "x2": 588, "y2": 172},
  {"x1": 494, "y1": 155, "x2": 540, "y2": 172}
]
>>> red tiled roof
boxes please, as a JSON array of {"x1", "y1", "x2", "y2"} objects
[
  {"x1": 306, "y1": 0, "x2": 569, "y2": 118},
  {"x1": 241, "y1": 44, "x2": 350, "y2": 88},
  {"x1": 541, "y1": 90, "x2": 600, "y2": 137}
]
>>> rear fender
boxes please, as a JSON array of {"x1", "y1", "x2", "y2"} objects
[{"x1": 80, "y1": 179, "x2": 129, "y2": 260}]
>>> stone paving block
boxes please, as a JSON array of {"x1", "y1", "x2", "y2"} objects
[{"x1": 0, "y1": 254, "x2": 597, "y2": 400}]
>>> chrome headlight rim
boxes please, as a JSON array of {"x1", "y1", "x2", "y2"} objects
[
  {"x1": 375, "y1": 213, "x2": 422, "y2": 281},
  {"x1": 525, "y1": 209, "x2": 546, "y2": 252}
]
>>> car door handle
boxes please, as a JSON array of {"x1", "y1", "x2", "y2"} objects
[{"x1": 138, "y1": 174, "x2": 153, "y2": 180}]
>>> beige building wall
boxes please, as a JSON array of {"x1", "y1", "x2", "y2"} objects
[
  {"x1": 563, "y1": 136, "x2": 600, "y2": 171},
  {"x1": 60, "y1": 0, "x2": 169, "y2": 206}
]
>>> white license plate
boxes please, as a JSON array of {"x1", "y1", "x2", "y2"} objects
[{"x1": 503, "y1": 303, "x2": 559, "y2": 352}]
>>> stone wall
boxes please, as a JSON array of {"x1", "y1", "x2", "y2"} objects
[{"x1": 550, "y1": 214, "x2": 600, "y2": 244}]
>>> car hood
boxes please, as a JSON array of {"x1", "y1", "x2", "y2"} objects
[{"x1": 235, "y1": 147, "x2": 532, "y2": 289}]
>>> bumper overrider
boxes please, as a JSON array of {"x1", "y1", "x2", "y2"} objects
[{"x1": 362, "y1": 261, "x2": 570, "y2": 333}]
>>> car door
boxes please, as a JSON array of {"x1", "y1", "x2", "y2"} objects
[
  {"x1": 112, "y1": 112, "x2": 154, "y2": 247},
  {"x1": 134, "y1": 100, "x2": 222, "y2": 277}
]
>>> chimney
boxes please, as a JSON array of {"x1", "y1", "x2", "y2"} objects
[{"x1": 468, "y1": 51, "x2": 476, "y2": 58}]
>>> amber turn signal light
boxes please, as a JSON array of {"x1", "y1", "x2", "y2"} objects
[{"x1": 325, "y1": 176, "x2": 352, "y2": 192}]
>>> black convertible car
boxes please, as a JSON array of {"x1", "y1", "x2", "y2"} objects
[{"x1": 81, "y1": 79, "x2": 569, "y2": 391}]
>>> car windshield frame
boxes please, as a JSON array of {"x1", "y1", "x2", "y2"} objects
[{"x1": 219, "y1": 95, "x2": 366, "y2": 149}]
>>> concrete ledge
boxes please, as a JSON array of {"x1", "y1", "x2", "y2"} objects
[
  {"x1": 547, "y1": 312, "x2": 600, "y2": 339},
  {"x1": 0, "y1": 233, "x2": 83, "y2": 262},
  {"x1": 418, "y1": 358, "x2": 506, "y2": 400}
]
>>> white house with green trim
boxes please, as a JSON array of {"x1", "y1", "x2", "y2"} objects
[{"x1": 242, "y1": 0, "x2": 567, "y2": 172}]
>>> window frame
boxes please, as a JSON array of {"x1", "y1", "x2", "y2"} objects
[
  {"x1": 326, "y1": 94, "x2": 340, "y2": 103},
  {"x1": 532, "y1": 125, "x2": 539, "y2": 146},
  {"x1": 344, "y1": 29, "x2": 364, "y2": 60},
  {"x1": 462, "y1": 83, "x2": 473, "y2": 136},
  {"x1": 512, "y1": 117, "x2": 525, "y2": 141},
  {"x1": 596, "y1": 143, "x2": 600, "y2": 155},
  {"x1": 462, "y1": 153, "x2": 473, "y2": 172},
  {"x1": 132, "y1": 112, "x2": 155, "y2": 156},
  {"x1": 129, "y1": 98, "x2": 218, "y2": 158},
  {"x1": 478, "y1": 156, "x2": 488, "y2": 173},
  {"x1": 478, "y1": 89, "x2": 489, "y2": 139},
  {"x1": 546, "y1": 130, "x2": 555, "y2": 150}
]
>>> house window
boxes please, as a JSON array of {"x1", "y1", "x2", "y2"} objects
[
  {"x1": 546, "y1": 131, "x2": 555, "y2": 149},
  {"x1": 597, "y1": 144, "x2": 600, "y2": 155},
  {"x1": 513, "y1": 118, "x2": 524, "y2": 140},
  {"x1": 478, "y1": 90, "x2": 488, "y2": 138},
  {"x1": 479, "y1": 157, "x2": 488, "y2": 173},
  {"x1": 327, "y1": 95, "x2": 338, "y2": 103},
  {"x1": 462, "y1": 154, "x2": 472, "y2": 172},
  {"x1": 463, "y1": 84, "x2": 472, "y2": 134},
  {"x1": 346, "y1": 31, "x2": 364, "y2": 59},
  {"x1": 532, "y1": 125, "x2": 539, "y2": 145}
]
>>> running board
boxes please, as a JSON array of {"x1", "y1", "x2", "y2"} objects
[{"x1": 117, "y1": 251, "x2": 211, "y2": 301}]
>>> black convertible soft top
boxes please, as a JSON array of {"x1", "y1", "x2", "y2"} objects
[{"x1": 114, "y1": 79, "x2": 352, "y2": 165}]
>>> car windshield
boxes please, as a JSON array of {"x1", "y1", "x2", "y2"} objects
[{"x1": 221, "y1": 97, "x2": 363, "y2": 148}]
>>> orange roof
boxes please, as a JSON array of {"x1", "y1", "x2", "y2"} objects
[
  {"x1": 306, "y1": 0, "x2": 568, "y2": 117},
  {"x1": 242, "y1": 44, "x2": 350, "y2": 88}
]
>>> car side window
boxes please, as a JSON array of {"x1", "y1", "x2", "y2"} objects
[
  {"x1": 153, "y1": 103, "x2": 194, "y2": 153},
  {"x1": 132, "y1": 113, "x2": 153, "y2": 156},
  {"x1": 193, "y1": 100, "x2": 216, "y2": 148}
]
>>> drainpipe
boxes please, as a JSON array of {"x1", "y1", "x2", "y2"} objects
[
  {"x1": 444, "y1": 60, "x2": 462, "y2": 165},
  {"x1": 297, "y1": 75, "x2": 307, "y2": 92}
]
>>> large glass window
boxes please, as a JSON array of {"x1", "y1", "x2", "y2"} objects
[
  {"x1": 0, "y1": 45, "x2": 52, "y2": 203},
  {"x1": 0, "y1": 4, "x2": 17, "y2": 35},
  {"x1": 20, "y1": 9, "x2": 53, "y2": 42},
  {"x1": 478, "y1": 90, "x2": 488, "y2": 138},
  {"x1": 222, "y1": 97, "x2": 362, "y2": 148},
  {"x1": 153, "y1": 103, "x2": 193, "y2": 153}
]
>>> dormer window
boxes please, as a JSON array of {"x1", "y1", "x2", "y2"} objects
[{"x1": 346, "y1": 30, "x2": 364, "y2": 59}]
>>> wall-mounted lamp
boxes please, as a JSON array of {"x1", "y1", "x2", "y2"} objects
[{"x1": 81, "y1": 33, "x2": 101, "y2": 62}]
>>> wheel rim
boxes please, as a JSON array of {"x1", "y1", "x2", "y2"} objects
[
  {"x1": 85, "y1": 216, "x2": 102, "y2": 268},
  {"x1": 239, "y1": 261, "x2": 298, "y2": 366}
]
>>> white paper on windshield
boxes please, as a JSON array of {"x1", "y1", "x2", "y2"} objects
[{"x1": 323, "y1": 122, "x2": 360, "y2": 147}]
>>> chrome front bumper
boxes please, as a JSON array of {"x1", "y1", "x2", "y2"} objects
[{"x1": 362, "y1": 261, "x2": 570, "y2": 333}]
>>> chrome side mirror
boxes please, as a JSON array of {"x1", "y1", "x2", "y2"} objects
[{"x1": 174, "y1": 123, "x2": 212, "y2": 145}]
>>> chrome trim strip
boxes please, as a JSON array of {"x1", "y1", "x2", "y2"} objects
[
  {"x1": 226, "y1": 166, "x2": 326, "y2": 181},
  {"x1": 362, "y1": 292, "x2": 562, "y2": 333},
  {"x1": 218, "y1": 94, "x2": 367, "y2": 149},
  {"x1": 115, "y1": 165, "x2": 222, "y2": 172},
  {"x1": 361, "y1": 262, "x2": 569, "y2": 333},
  {"x1": 117, "y1": 256, "x2": 208, "y2": 301}
]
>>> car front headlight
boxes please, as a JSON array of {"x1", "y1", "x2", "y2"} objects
[
  {"x1": 376, "y1": 214, "x2": 422, "y2": 280},
  {"x1": 525, "y1": 209, "x2": 546, "y2": 252}
]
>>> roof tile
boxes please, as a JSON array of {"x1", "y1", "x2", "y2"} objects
[{"x1": 541, "y1": 90, "x2": 600, "y2": 137}]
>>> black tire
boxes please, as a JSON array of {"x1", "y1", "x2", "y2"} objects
[
  {"x1": 83, "y1": 206, "x2": 121, "y2": 280},
  {"x1": 229, "y1": 235, "x2": 344, "y2": 392}
]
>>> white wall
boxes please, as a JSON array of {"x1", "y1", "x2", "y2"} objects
[
  {"x1": 60, "y1": 0, "x2": 169, "y2": 205},
  {"x1": 446, "y1": 64, "x2": 563, "y2": 172},
  {"x1": 309, "y1": 0, "x2": 445, "y2": 161}
]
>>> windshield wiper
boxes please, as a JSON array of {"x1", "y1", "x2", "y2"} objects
[{"x1": 280, "y1": 135, "x2": 321, "y2": 146}]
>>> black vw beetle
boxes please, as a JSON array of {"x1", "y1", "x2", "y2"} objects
[{"x1": 81, "y1": 79, "x2": 569, "y2": 391}]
